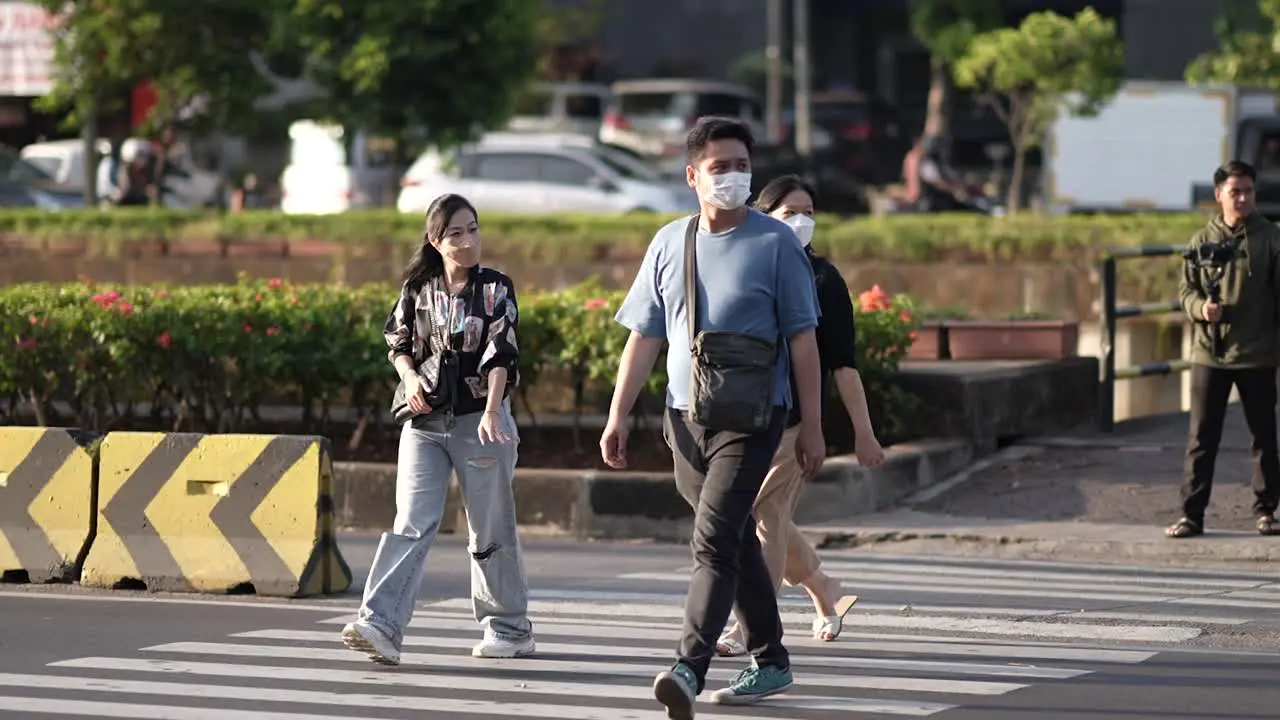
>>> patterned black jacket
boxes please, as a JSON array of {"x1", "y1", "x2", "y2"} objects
[{"x1": 384, "y1": 265, "x2": 520, "y2": 417}]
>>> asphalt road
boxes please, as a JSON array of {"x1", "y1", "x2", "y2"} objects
[{"x1": 2, "y1": 533, "x2": 1280, "y2": 719}]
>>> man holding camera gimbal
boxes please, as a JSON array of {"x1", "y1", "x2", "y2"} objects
[{"x1": 1168, "y1": 160, "x2": 1280, "y2": 539}]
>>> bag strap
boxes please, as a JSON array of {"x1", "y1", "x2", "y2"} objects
[{"x1": 684, "y1": 214, "x2": 700, "y2": 348}]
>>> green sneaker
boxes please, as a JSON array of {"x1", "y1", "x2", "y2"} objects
[
  {"x1": 709, "y1": 664, "x2": 793, "y2": 705},
  {"x1": 653, "y1": 662, "x2": 698, "y2": 719}
]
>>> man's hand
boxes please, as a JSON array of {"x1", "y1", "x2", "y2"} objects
[
  {"x1": 1202, "y1": 301, "x2": 1223, "y2": 322},
  {"x1": 600, "y1": 416, "x2": 630, "y2": 469},
  {"x1": 794, "y1": 423, "x2": 826, "y2": 477}
]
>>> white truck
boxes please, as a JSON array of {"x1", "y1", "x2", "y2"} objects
[{"x1": 1043, "y1": 81, "x2": 1280, "y2": 215}]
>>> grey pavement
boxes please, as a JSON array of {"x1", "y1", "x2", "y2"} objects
[
  {"x1": 3, "y1": 533, "x2": 1280, "y2": 719},
  {"x1": 812, "y1": 402, "x2": 1280, "y2": 571}
]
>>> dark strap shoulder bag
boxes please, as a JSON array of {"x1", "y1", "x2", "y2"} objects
[
  {"x1": 390, "y1": 283, "x2": 459, "y2": 424},
  {"x1": 683, "y1": 214, "x2": 778, "y2": 434}
]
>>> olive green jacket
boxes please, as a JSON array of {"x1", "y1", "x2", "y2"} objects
[{"x1": 1178, "y1": 212, "x2": 1280, "y2": 368}]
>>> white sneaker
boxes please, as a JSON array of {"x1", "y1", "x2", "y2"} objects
[
  {"x1": 341, "y1": 622, "x2": 401, "y2": 666},
  {"x1": 472, "y1": 634, "x2": 536, "y2": 658}
]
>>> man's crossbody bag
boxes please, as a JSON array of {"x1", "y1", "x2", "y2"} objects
[{"x1": 683, "y1": 214, "x2": 778, "y2": 434}]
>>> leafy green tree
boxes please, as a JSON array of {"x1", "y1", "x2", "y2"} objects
[
  {"x1": 36, "y1": 0, "x2": 282, "y2": 203},
  {"x1": 282, "y1": 0, "x2": 543, "y2": 155},
  {"x1": 1186, "y1": 0, "x2": 1280, "y2": 87},
  {"x1": 908, "y1": 0, "x2": 1002, "y2": 140},
  {"x1": 953, "y1": 8, "x2": 1123, "y2": 213}
]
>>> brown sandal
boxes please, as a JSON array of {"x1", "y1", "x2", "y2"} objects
[{"x1": 1165, "y1": 518, "x2": 1202, "y2": 538}]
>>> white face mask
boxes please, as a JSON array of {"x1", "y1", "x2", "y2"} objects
[
  {"x1": 699, "y1": 171, "x2": 752, "y2": 210},
  {"x1": 783, "y1": 214, "x2": 815, "y2": 247}
]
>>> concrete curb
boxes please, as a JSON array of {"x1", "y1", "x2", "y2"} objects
[{"x1": 331, "y1": 437, "x2": 974, "y2": 541}]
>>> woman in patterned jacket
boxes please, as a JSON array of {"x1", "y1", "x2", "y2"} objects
[{"x1": 341, "y1": 193, "x2": 536, "y2": 665}]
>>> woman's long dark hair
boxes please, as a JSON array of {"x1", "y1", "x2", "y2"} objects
[
  {"x1": 753, "y1": 173, "x2": 817, "y2": 215},
  {"x1": 401, "y1": 193, "x2": 479, "y2": 292}
]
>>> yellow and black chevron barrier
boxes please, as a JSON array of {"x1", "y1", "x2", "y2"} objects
[
  {"x1": 80, "y1": 431, "x2": 351, "y2": 597},
  {"x1": 0, "y1": 427, "x2": 99, "y2": 583}
]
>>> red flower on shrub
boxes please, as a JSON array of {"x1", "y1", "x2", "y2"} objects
[
  {"x1": 156, "y1": 331, "x2": 172, "y2": 349},
  {"x1": 265, "y1": 326, "x2": 281, "y2": 337},
  {"x1": 858, "y1": 285, "x2": 891, "y2": 312},
  {"x1": 899, "y1": 310, "x2": 913, "y2": 322},
  {"x1": 16, "y1": 338, "x2": 37, "y2": 350},
  {"x1": 155, "y1": 289, "x2": 169, "y2": 298},
  {"x1": 254, "y1": 293, "x2": 264, "y2": 302},
  {"x1": 268, "y1": 278, "x2": 284, "y2": 289},
  {"x1": 92, "y1": 290, "x2": 125, "y2": 311},
  {"x1": 243, "y1": 323, "x2": 253, "y2": 334},
  {"x1": 117, "y1": 303, "x2": 134, "y2": 315},
  {"x1": 583, "y1": 298, "x2": 608, "y2": 310}
]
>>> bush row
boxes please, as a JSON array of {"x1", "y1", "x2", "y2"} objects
[
  {"x1": 0, "y1": 278, "x2": 920, "y2": 439},
  {"x1": 0, "y1": 208, "x2": 1213, "y2": 263}
]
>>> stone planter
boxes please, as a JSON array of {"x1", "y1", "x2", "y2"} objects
[
  {"x1": 946, "y1": 320, "x2": 1079, "y2": 360},
  {"x1": 908, "y1": 321, "x2": 949, "y2": 360}
]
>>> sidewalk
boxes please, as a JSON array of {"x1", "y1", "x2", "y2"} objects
[{"x1": 806, "y1": 403, "x2": 1280, "y2": 571}]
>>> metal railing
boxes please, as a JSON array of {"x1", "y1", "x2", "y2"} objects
[{"x1": 1097, "y1": 245, "x2": 1192, "y2": 432}]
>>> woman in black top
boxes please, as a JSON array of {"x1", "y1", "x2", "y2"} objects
[
  {"x1": 716, "y1": 175, "x2": 886, "y2": 656},
  {"x1": 340, "y1": 193, "x2": 536, "y2": 666}
]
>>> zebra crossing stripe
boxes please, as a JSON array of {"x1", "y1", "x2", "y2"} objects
[
  {"x1": 229, "y1": 627, "x2": 1157, "y2": 664},
  {"x1": 0, "y1": 672, "x2": 955, "y2": 718},
  {"x1": 420, "y1": 598, "x2": 1198, "y2": 644},
  {"x1": 52, "y1": 656, "x2": 1028, "y2": 697},
  {"x1": 137, "y1": 639, "x2": 1090, "y2": 680}
]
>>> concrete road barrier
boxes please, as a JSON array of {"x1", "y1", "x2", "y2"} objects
[
  {"x1": 80, "y1": 432, "x2": 351, "y2": 597},
  {"x1": 0, "y1": 427, "x2": 99, "y2": 583}
]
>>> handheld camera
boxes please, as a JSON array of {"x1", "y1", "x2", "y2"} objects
[{"x1": 1183, "y1": 239, "x2": 1237, "y2": 359}]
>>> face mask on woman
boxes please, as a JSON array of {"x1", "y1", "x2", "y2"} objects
[{"x1": 783, "y1": 213, "x2": 815, "y2": 247}]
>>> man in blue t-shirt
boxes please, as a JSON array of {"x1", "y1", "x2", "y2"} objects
[{"x1": 600, "y1": 116, "x2": 824, "y2": 717}]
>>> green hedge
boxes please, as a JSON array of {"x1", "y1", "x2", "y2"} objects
[
  {"x1": 0, "y1": 208, "x2": 1213, "y2": 263},
  {"x1": 0, "y1": 278, "x2": 919, "y2": 440}
]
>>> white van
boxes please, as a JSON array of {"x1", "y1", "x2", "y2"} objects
[{"x1": 279, "y1": 121, "x2": 398, "y2": 214}]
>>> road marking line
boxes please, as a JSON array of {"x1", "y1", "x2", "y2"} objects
[
  {"x1": 0, "y1": 696, "x2": 387, "y2": 720},
  {"x1": 422, "y1": 599, "x2": 1198, "y2": 644},
  {"x1": 1170, "y1": 596, "x2": 1280, "y2": 610},
  {"x1": 232, "y1": 628, "x2": 1157, "y2": 664},
  {"x1": 0, "y1": 672, "x2": 942, "y2": 719},
  {"x1": 618, "y1": 572, "x2": 1190, "y2": 603},
  {"x1": 51, "y1": 656, "x2": 1023, "y2": 698},
  {"x1": 313, "y1": 609, "x2": 1198, "y2": 645},
  {"x1": 518, "y1": 590, "x2": 1249, "y2": 626},
  {"x1": 808, "y1": 560, "x2": 1267, "y2": 590},
  {"x1": 807, "y1": 551, "x2": 1277, "y2": 578},
  {"x1": 141, "y1": 641, "x2": 1090, "y2": 680}
]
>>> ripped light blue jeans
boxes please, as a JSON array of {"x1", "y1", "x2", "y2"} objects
[{"x1": 356, "y1": 403, "x2": 532, "y2": 647}]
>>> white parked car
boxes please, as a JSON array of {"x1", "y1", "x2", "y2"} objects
[
  {"x1": 20, "y1": 138, "x2": 224, "y2": 208},
  {"x1": 396, "y1": 133, "x2": 698, "y2": 215}
]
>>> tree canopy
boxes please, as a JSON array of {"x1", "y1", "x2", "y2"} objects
[
  {"x1": 35, "y1": 0, "x2": 279, "y2": 136},
  {"x1": 1185, "y1": 0, "x2": 1280, "y2": 88},
  {"x1": 36, "y1": 0, "x2": 546, "y2": 158},
  {"x1": 281, "y1": 0, "x2": 544, "y2": 153},
  {"x1": 909, "y1": 0, "x2": 1002, "y2": 67},
  {"x1": 953, "y1": 8, "x2": 1124, "y2": 211}
]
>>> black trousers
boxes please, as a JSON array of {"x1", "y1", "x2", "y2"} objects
[
  {"x1": 662, "y1": 405, "x2": 790, "y2": 690},
  {"x1": 1182, "y1": 364, "x2": 1280, "y2": 522}
]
